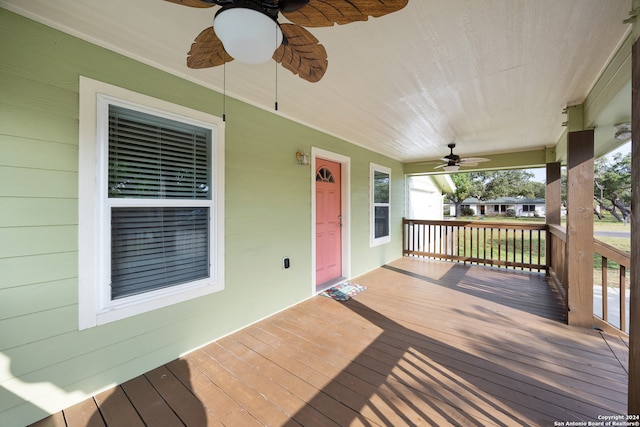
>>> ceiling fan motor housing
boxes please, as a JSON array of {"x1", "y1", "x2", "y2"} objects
[{"x1": 213, "y1": 0, "x2": 283, "y2": 64}]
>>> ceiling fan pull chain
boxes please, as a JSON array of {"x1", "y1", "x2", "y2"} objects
[
  {"x1": 274, "y1": 25, "x2": 279, "y2": 112},
  {"x1": 222, "y1": 61, "x2": 226, "y2": 122}
]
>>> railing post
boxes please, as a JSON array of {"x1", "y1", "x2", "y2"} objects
[
  {"x1": 602, "y1": 256, "x2": 608, "y2": 325},
  {"x1": 402, "y1": 218, "x2": 406, "y2": 256}
]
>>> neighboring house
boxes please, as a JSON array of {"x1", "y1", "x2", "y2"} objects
[
  {"x1": 453, "y1": 197, "x2": 547, "y2": 217},
  {"x1": 455, "y1": 197, "x2": 483, "y2": 216},
  {"x1": 0, "y1": 11, "x2": 406, "y2": 425},
  {"x1": 512, "y1": 198, "x2": 547, "y2": 217}
]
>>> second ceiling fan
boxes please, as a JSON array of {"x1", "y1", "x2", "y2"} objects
[{"x1": 434, "y1": 143, "x2": 490, "y2": 171}]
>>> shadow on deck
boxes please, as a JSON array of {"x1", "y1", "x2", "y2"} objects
[{"x1": 32, "y1": 257, "x2": 628, "y2": 426}]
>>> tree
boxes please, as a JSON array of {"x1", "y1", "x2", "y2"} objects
[
  {"x1": 447, "y1": 173, "x2": 478, "y2": 217},
  {"x1": 474, "y1": 170, "x2": 541, "y2": 200},
  {"x1": 593, "y1": 152, "x2": 631, "y2": 222},
  {"x1": 445, "y1": 170, "x2": 545, "y2": 217}
]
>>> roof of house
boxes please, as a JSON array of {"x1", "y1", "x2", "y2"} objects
[{"x1": 462, "y1": 197, "x2": 545, "y2": 204}]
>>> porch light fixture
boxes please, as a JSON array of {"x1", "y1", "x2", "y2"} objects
[
  {"x1": 443, "y1": 165, "x2": 460, "y2": 172},
  {"x1": 213, "y1": 4, "x2": 283, "y2": 64},
  {"x1": 296, "y1": 151, "x2": 309, "y2": 165}
]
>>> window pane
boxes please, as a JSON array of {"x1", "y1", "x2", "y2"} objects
[
  {"x1": 109, "y1": 105, "x2": 211, "y2": 199},
  {"x1": 111, "y1": 207, "x2": 210, "y2": 299},
  {"x1": 374, "y1": 206, "x2": 389, "y2": 238},
  {"x1": 373, "y1": 171, "x2": 389, "y2": 203}
]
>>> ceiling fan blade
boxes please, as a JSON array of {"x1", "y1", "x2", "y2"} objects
[
  {"x1": 433, "y1": 164, "x2": 447, "y2": 169},
  {"x1": 413, "y1": 160, "x2": 442, "y2": 165},
  {"x1": 187, "y1": 27, "x2": 234, "y2": 68},
  {"x1": 459, "y1": 162, "x2": 478, "y2": 167},
  {"x1": 274, "y1": 24, "x2": 328, "y2": 82},
  {"x1": 164, "y1": 0, "x2": 216, "y2": 8},
  {"x1": 282, "y1": 0, "x2": 408, "y2": 27}
]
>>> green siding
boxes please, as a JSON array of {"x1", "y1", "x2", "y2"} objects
[{"x1": 0, "y1": 8, "x2": 405, "y2": 425}]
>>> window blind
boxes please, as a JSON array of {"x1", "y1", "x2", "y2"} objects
[
  {"x1": 373, "y1": 170, "x2": 390, "y2": 239},
  {"x1": 111, "y1": 207, "x2": 209, "y2": 299},
  {"x1": 107, "y1": 105, "x2": 212, "y2": 300},
  {"x1": 109, "y1": 105, "x2": 211, "y2": 199}
]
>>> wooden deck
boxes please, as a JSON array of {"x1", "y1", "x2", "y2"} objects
[{"x1": 32, "y1": 257, "x2": 629, "y2": 426}]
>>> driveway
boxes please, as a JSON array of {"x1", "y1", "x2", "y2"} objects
[{"x1": 594, "y1": 286, "x2": 630, "y2": 332}]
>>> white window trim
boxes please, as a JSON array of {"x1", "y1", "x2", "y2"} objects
[
  {"x1": 370, "y1": 163, "x2": 391, "y2": 247},
  {"x1": 78, "y1": 76, "x2": 225, "y2": 330}
]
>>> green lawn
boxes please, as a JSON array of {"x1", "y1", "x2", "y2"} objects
[
  {"x1": 447, "y1": 214, "x2": 630, "y2": 253},
  {"x1": 442, "y1": 213, "x2": 630, "y2": 293}
]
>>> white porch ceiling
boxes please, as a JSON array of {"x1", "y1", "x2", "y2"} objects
[{"x1": 1, "y1": 0, "x2": 632, "y2": 164}]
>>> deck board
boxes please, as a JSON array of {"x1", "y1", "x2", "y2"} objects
[
  {"x1": 120, "y1": 375, "x2": 184, "y2": 427},
  {"x1": 94, "y1": 386, "x2": 144, "y2": 427},
  {"x1": 601, "y1": 332, "x2": 630, "y2": 374},
  {"x1": 63, "y1": 398, "x2": 104, "y2": 427},
  {"x1": 144, "y1": 365, "x2": 222, "y2": 426},
  {"x1": 31, "y1": 257, "x2": 629, "y2": 426}
]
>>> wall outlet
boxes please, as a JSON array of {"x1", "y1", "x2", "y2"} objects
[{"x1": 282, "y1": 257, "x2": 290, "y2": 269}]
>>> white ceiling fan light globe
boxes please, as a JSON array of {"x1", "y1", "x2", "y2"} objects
[{"x1": 213, "y1": 7, "x2": 283, "y2": 64}]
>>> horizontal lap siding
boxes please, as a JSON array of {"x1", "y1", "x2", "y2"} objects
[
  {"x1": 0, "y1": 8, "x2": 405, "y2": 426},
  {"x1": 0, "y1": 10, "x2": 232, "y2": 424},
  {"x1": 0, "y1": 10, "x2": 84, "y2": 424}
]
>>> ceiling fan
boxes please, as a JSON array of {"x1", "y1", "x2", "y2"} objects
[
  {"x1": 434, "y1": 143, "x2": 490, "y2": 171},
  {"x1": 165, "y1": 0, "x2": 408, "y2": 82}
]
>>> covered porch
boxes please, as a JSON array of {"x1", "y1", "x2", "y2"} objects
[{"x1": 33, "y1": 257, "x2": 628, "y2": 426}]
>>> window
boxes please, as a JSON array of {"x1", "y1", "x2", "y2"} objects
[
  {"x1": 370, "y1": 163, "x2": 391, "y2": 246},
  {"x1": 79, "y1": 77, "x2": 225, "y2": 329},
  {"x1": 316, "y1": 166, "x2": 335, "y2": 182},
  {"x1": 522, "y1": 204, "x2": 535, "y2": 212}
]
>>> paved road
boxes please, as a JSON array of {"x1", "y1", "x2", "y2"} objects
[
  {"x1": 594, "y1": 230, "x2": 630, "y2": 238},
  {"x1": 594, "y1": 286, "x2": 630, "y2": 332}
]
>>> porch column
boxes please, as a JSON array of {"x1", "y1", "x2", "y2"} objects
[
  {"x1": 629, "y1": 25, "x2": 640, "y2": 415},
  {"x1": 545, "y1": 162, "x2": 561, "y2": 276},
  {"x1": 565, "y1": 129, "x2": 594, "y2": 328},
  {"x1": 545, "y1": 162, "x2": 562, "y2": 227}
]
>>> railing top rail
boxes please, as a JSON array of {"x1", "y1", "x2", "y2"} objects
[
  {"x1": 544, "y1": 224, "x2": 629, "y2": 267},
  {"x1": 593, "y1": 238, "x2": 630, "y2": 269},
  {"x1": 403, "y1": 218, "x2": 547, "y2": 231},
  {"x1": 547, "y1": 224, "x2": 566, "y2": 239}
]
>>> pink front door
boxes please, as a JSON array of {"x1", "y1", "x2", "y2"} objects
[{"x1": 315, "y1": 158, "x2": 342, "y2": 286}]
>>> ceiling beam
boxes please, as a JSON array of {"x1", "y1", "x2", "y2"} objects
[
  {"x1": 583, "y1": 32, "x2": 632, "y2": 129},
  {"x1": 553, "y1": 27, "x2": 634, "y2": 164}
]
